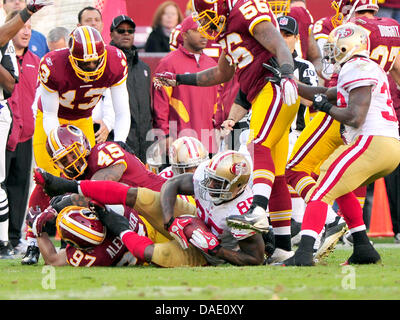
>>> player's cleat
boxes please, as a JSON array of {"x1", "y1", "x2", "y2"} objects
[
  {"x1": 266, "y1": 248, "x2": 294, "y2": 264},
  {"x1": 342, "y1": 243, "x2": 381, "y2": 265},
  {"x1": 290, "y1": 219, "x2": 302, "y2": 246},
  {"x1": 274, "y1": 249, "x2": 314, "y2": 266},
  {"x1": 226, "y1": 206, "x2": 269, "y2": 233},
  {"x1": 342, "y1": 230, "x2": 353, "y2": 246},
  {"x1": 21, "y1": 245, "x2": 40, "y2": 265},
  {"x1": 314, "y1": 217, "x2": 348, "y2": 262},
  {"x1": 0, "y1": 240, "x2": 15, "y2": 259},
  {"x1": 262, "y1": 227, "x2": 275, "y2": 257},
  {"x1": 33, "y1": 168, "x2": 78, "y2": 197}
]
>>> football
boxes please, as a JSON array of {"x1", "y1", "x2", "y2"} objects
[{"x1": 182, "y1": 216, "x2": 210, "y2": 239}]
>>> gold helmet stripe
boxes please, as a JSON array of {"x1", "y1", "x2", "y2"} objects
[
  {"x1": 60, "y1": 215, "x2": 104, "y2": 244},
  {"x1": 209, "y1": 150, "x2": 235, "y2": 171}
]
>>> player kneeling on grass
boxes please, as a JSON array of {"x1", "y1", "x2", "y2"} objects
[
  {"x1": 33, "y1": 150, "x2": 266, "y2": 266},
  {"x1": 26, "y1": 200, "x2": 206, "y2": 267}
]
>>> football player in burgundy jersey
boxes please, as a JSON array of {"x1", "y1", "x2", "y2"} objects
[
  {"x1": 155, "y1": 0, "x2": 299, "y2": 258},
  {"x1": 33, "y1": 150, "x2": 266, "y2": 266},
  {"x1": 27, "y1": 202, "x2": 206, "y2": 267},
  {"x1": 33, "y1": 26, "x2": 131, "y2": 176},
  {"x1": 22, "y1": 125, "x2": 166, "y2": 265}
]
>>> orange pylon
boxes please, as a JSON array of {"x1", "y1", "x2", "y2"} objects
[{"x1": 367, "y1": 178, "x2": 394, "y2": 237}]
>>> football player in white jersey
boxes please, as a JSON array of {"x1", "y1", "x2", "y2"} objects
[
  {"x1": 160, "y1": 150, "x2": 266, "y2": 266},
  {"x1": 159, "y1": 136, "x2": 209, "y2": 205},
  {"x1": 279, "y1": 23, "x2": 400, "y2": 266}
]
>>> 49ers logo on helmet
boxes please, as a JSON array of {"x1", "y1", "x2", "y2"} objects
[
  {"x1": 335, "y1": 27, "x2": 354, "y2": 38},
  {"x1": 230, "y1": 161, "x2": 247, "y2": 176}
]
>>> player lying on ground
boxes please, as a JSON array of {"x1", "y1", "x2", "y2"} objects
[{"x1": 33, "y1": 150, "x2": 268, "y2": 266}]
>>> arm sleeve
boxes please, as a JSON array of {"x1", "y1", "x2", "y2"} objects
[
  {"x1": 93, "y1": 89, "x2": 115, "y2": 131},
  {"x1": 109, "y1": 80, "x2": 131, "y2": 142},
  {"x1": 41, "y1": 83, "x2": 60, "y2": 135}
]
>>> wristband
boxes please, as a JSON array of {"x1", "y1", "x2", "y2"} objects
[
  {"x1": 164, "y1": 217, "x2": 174, "y2": 230},
  {"x1": 279, "y1": 63, "x2": 294, "y2": 78},
  {"x1": 19, "y1": 8, "x2": 32, "y2": 23},
  {"x1": 176, "y1": 73, "x2": 197, "y2": 86}
]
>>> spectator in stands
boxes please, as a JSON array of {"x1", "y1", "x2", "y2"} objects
[
  {"x1": 377, "y1": 0, "x2": 400, "y2": 23},
  {"x1": 4, "y1": 10, "x2": 39, "y2": 253},
  {"x1": 77, "y1": 6, "x2": 103, "y2": 33},
  {"x1": 145, "y1": 1, "x2": 183, "y2": 53},
  {"x1": 46, "y1": 26, "x2": 69, "y2": 51},
  {"x1": 3, "y1": 0, "x2": 49, "y2": 58},
  {"x1": 152, "y1": 15, "x2": 219, "y2": 154},
  {"x1": 110, "y1": 15, "x2": 152, "y2": 163}
]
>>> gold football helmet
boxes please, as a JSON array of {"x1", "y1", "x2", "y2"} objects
[
  {"x1": 324, "y1": 23, "x2": 369, "y2": 65},
  {"x1": 200, "y1": 150, "x2": 251, "y2": 204},
  {"x1": 331, "y1": 0, "x2": 379, "y2": 28},
  {"x1": 169, "y1": 136, "x2": 209, "y2": 174},
  {"x1": 267, "y1": 0, "x2": 291, "y2": 16}
]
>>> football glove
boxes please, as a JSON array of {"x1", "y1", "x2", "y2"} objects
[
  {"x1": 164, "y1": 216, "x2": 192, "y2": 250},
  {"x1": 313, "y1": 93, "x2": 334, "y2": 114},
  {"x1": 190, "y1": 228, "x2": 221, "y2": 255},
  {"x1": 26, "y1": 206, "x2": 57, "y2": 237},
  {"x1": 263, "y1": 63, "x2": 298, "y2": 106},
  {"x1": 27, "y1": 0, "x2": 53, "y2": 13},
  {"x1": 153, "y1": 72, "x2": 178, "y2": 89}
]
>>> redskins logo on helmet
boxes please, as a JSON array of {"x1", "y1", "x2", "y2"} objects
[
  {"x1": 331, "y1": 0, "x2": 379, "y2": 28},
  {"x1": 200, "y1": 150, "x2": 251, "y2": 204},
  {"x1": 68, "y1": 26, "x2": 107, "y2": 82},
  {"x1": 267, "y1": 0, "x2": 291, "y2": 16},
  {"x1": 324, "y1": 23, "x2": 370, "y2": 64},
  {"x1": 56, "y1": 206, "x2": 106, "y2": 249},
  {"x1": 191, "y1": 0, "x2": 229, "y2": 40},
  {"x1": 169, "y1": 136, "x2": 209, "y2": 174},
  {"x1": 46, "y1": 125, "x2": 91, "y2": 179}
]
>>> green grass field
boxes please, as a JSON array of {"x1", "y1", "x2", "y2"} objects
[{"x1": 1, "y1": 240, "x2": 400, "y2": 301}]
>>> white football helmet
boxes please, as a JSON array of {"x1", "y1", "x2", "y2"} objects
[
  {"x1": 324, "y1": 23, "x2": 369, "y2": 65},
  {"x1": 169, "y1": 136, "x2": 209, "y2": 174}
]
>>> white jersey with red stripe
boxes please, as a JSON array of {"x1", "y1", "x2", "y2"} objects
[
  {"x1": 159, "y1": 166, "x2": 175, "y2": 180},
  {"x1": 337, "y1": 57, "x2": 400, "y2": 144},
  {"x1": 193, "y1": 161, "x2": 255, "y2": 265},
  {"x1": 158, "y1": 166, "x2": 194, "y2": 203},
  {"x1": 193, "y1": 161, "x2": 255, "y2": 240}
]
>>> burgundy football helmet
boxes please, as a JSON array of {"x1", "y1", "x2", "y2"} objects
[
  {"x1": 191, "y1": 0, "x2": 229, "y2": 40},
  {"x1": 46, "y1": 125, "x2": 91, "y2": 179},
  {"x1": 331, "y1": 0, "x2": 379, "y2": 27},
  {"x1": 56, "y1": 206, "x2": 106, "y2": 249},
  {"x1": 68, "y1": 26, "x2": 107, "y2": 82}
]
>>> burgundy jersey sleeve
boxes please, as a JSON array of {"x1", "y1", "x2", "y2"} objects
[
  {"x1": 37, "y1": 46, "x2": 128, "y2": 121},
  {"x1": 86, "y1": 141, "x2": 166, "y2": 191},
  {"x1": 221, "y1": 0, "x2": 279, "y2": 102},
  {"x1": 38, "y1": 49, "x2": 68, "y2": 92},
  {"x1": 313, "y1": 16, "x2": 335, "y2": 41},
  {"x1": 288, "y1": 7, "x2": 314, "y2": 59},
  {"x1": 65, "y1": 235, "x2": 128, "y2": 267},
  {"x1": 353, "y1": 16, "x2": 400, "y2": 73}
]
